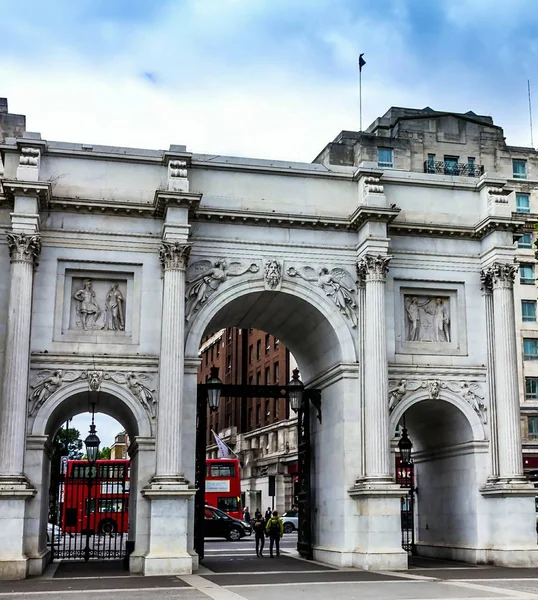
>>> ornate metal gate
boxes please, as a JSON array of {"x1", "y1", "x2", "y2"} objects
[
  {"x1": 49, "y1": 461, "x2": 129, "y2": 561},
  {"x1": 396, "y1": 461, "x2": 415, "y2": 554},
  {"x1": 194, "y1": 375, "x2": 321, "y2": 561}
]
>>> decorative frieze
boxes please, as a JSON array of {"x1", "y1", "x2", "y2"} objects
[
  {"x1": 364, "y1": 175, "x2": 384, "y2": 195},
  {"x1": 159, "y1": 242, "x2": 191, "y2": 271},
  {"x1": 19, "y1": 148, "x2": 40, "y2": 167},
  {"x1": 6, "y1": 232, "x2": 41, "y2": 265},
  {"x1": 28, "y1": 370, "x2": 157, "y2": 418},
  {"x1": 388, "y1": 378, "x2": 487, "y2": 424},
  {"x1": 185, "y1": 259, "x2": 259, "y2": 321},
  {"x1": 287, "y1": 265, "x2": 357, "y2": 327}
]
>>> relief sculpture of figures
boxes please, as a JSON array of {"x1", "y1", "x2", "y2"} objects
[
  {"x1": 73, "y1": 279, "x2": 101, "y2": 330},
  {"x1": 185, "y1": 259, "x2": 259, "y2": 321},
  {"x1": 127, "y1": 373, "x2": 156, "y2": 418},
  {"x1": 404, "y1": 295, "x2": 451, "y2": 343},
  {"x1": 287, "y1": 265, "x2": 357, "y2": 327},
  {"x1": 29, "y1": 370, "x2": 63, "y2": 416},
  {"x1": 103, "y1": 283, "x2": 125, "y2": 331}
]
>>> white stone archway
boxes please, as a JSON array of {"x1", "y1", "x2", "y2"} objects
[
  {"x1": 23, "y1": 380, "x2": 155, "y2": 576},
  {"x1": 390, "y1": 388, "x2": 490, "y2": 563},
  {"x1": 183, "y1": 276, "x2": 361, "y2": 567}
]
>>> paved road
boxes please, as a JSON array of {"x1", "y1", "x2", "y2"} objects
[{"x1": 3, "y1": 533, "x2": 538, "y2": 599}]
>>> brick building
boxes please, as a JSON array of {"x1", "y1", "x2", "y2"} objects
[{"x1": 198, "y1": 328, "x2": 298, "y2": 513}]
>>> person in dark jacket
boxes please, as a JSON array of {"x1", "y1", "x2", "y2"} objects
[
  {"x1": 264, "y1": 507, "x2": 272, "y2": 521},
  {"x1": 252, "y1": 511, "x2": 266, "y2": 557},
  {"x1": 243, "y1": 507, "x2": 251, "y2": 524},
  {"x1": 265, "y1": 510, "x2": 284, "y2": 557}
]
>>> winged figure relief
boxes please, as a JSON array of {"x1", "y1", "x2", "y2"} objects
[
  {"x1": 28, "y1": 370, "x2": 87, "y2": 416},
  {"x1": 287, "y1": 265, "x2": 358, "y2": 327},
  {"x1": 185, "y1": 259, "x2": 259, "y2": 321}
]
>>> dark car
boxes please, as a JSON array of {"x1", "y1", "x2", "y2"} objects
[{"x1": 204, "y1": 505, "x2": 252, "y2": 541}]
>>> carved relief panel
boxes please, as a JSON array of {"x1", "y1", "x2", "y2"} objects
[
  {"x1": 54, "y1": 261, "x2": 141, "y2": 345},
  {"x1": 394, "y1": 281, "x2": 467, "y2": 356}
]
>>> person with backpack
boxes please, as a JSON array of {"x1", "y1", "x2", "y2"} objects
[
  {"x1": 252, "y1": 511, "x2": 266, "y2": 557},
  {"x1": 265, "y1": 510, "x2": 284, "y2": 557}
]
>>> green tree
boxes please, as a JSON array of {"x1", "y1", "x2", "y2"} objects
[{"x1": 97, "y1": 447, "x2": 111, "y2": 460}]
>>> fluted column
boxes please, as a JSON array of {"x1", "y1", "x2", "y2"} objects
[
  {"x1": 0, "y1": 232, "x2": 41, "y2": 479},
  {"x1": 359, "y1": 254, "x2": 392, "y2": 480},
  {"x1": 356, "y1": 266, "x2": 366, "y2": 479},
  {"x1": 480, "y1": 269, "x2": 499, "y2": 480},
  {"x1": 155, "y1": 241, "x2": 191, "y2": 480},
  {"x1": 488, "y1": 262, "x2": 524, "y2": 480}
]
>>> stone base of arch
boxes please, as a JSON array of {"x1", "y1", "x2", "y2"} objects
[
  {"x1": 0, "y1": 482, "x2": 36, "y2": 580},
  {"x1": 138, "y1": 483, "x2": 196, "y2": 576}
]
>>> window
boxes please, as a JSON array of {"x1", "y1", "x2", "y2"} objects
[
  {"x1": 274, "y1": 361, "x2": 280, "y2": 383},
  {"x1": 518, "y1": 233, "x2": 532, "y2": 249},
  {"x1": 248, "y1": 345, "x2": 253, "y2": 364},
  {"x1": 467, "y1": 157, "x2": 475, "y2": 173},
  {"x1": 256, "y1": 340, "x2": 261, "y2": 360},
  {"x1": 98, "y1": 499, "x2": 125, "y2": 513},
  {"x1": 205, "y1": 351, "x2": 208, "y2": 366},
  {"x1": 217, "y1": 497, "x2": 239, "y2": 512},
  {"x1": 516, "y1": 193, "x2": 530, "y2": 213},
  {"x1": 265, "y1": 366, "x2": 270, "y2": 384},
  {"x1": 248, "y1": 375, "x2": 253, "y2": 385},
  {"x1": 210, "y1": 346, "x2": 214, "y2": 362},
  {"x1": 426, "y1": 153, "x2": 436, "y2": 172},
  {"x1": 265, "y1": 334, "x2": 271, "y2": 353},
  {"x1": 513, "y1": 159, "x2": 527, "y2": 179},
  {"x1": 256, "y1": 371, "x2": 262, "y2": 385},
  {"x1": 226, "y1": 354, "x2": 232, "y2": 373},
  {"x1": 256, "y1": 404, "x2": 261, "y2": 424},
  {"x1": 524, "y1": 339, "x2": 538, "y2": 360},
  {"x1": 526, "y1": 378, "x2": 538, "y2": 400},
  {"x1": 265, "y1": 400, "x2": 271, "y2": 419},
  {"x1": 522, "y1": 300, "x2": 537, "y2": 322},
  {"x1": 377, "y1": 148, "x2": 393, "y2": 168},
  {"x1": 274, "y1": 338, "x2": 280, "y2": 350},
  {"x1": 444, "y1": 155, "x2": 459, "y2": 175},
  {"x1": 248, "y1": 407, "x2": 253, "y2": 428},
  {"x1": 529, "y1": 417, "x2": 538, "y2": 440},
  {"x1": 227, "y1": 328, "x2": 232, "y2": 344},
  {"x1": 216, "y1": 343, "x2": 220, "y2": 358},
  {"x1": 208, "y1": 463, "x2": 236, "y2": 477},
  {"x1": 520, "y1": 264, "x2": 535, "y2": 285},
  {"x1": 275, "y1": 398, "x2": 280, "y2": 419}
]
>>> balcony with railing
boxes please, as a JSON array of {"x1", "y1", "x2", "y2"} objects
[{"x1": 424, "y1": 160, "x2": 484, "y2": 177}]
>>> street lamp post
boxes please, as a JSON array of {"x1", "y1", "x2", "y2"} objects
[
  {"x1": 83, "y1": 405, "x2": 100, "y2": 562},
  {"x1": 287, "y1": 368, "x2": 304, "y2": 413},
  {"x1": 206, "y1": 366, "x2": 223, "y2": 412}
]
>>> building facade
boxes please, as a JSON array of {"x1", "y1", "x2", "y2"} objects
[
  {"x1": 198, "y1": 328, "x2": 297, "y2": 513},
  {"x1": 1, "y1": 98, "x2": 538, "y2": 579}
]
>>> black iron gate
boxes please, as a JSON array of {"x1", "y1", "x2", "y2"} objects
[
  {"x1": 49, "y1": 462, "x2": 129, "y2": 561},
  {"x1": 396, "y1": 462, "x2": 415, "y2": 554},
  {"x1": 194, "y1": 374, "x2": 321, "y2": 561}
]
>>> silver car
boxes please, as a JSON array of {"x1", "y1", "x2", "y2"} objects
[{"x1": 282, "y1": 510, "x2": 298, "y2": 533}]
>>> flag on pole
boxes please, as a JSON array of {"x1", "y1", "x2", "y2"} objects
[
  {"x1": 359, "y1": 53, "x2": 366, "y2": 71},
  {"x1": 211, "y1": 430, "x2": 231, "y2": 458}
]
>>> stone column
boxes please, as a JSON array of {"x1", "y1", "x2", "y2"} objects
[
  {"x1": 361, "y1": 253, "x2": 392, "y2": 480},
  {"x1": 154, "y1": 241, "x2": 191, "y2": 481},
  {"x1": 356, "y1": 266, "x2": 366, "y2": 479},
  {"x1": 488, "y1": 262, "x2": 524, "y2": 480},
  {"x1": 0, "y1": 232, "x2": 40, "y2": 580},
  {"x1": 480, "y1": 269, "x2": 499, "y2": 480},
  {"x1": 141, "y1": 241, "x2": 195, "y2": 577},
  {"x1": 0, "y1": 232, "x2": 41, "y2": 479}
]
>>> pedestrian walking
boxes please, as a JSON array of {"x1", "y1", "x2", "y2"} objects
[
  {"x1": 252, "y1": 511, "x2": 266, "y2": 557},
  {"x1": 243, "y1": 506, "x2": 251, "y2": 524},
  {"x1": 265, "y1": 510, "x2": 284, "y2": 558},
  {"x1": 264, "y1": 506, "x2": 272, "y2": 521}
]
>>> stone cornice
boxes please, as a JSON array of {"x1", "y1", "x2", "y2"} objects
[
  {"x1": 0, "y1": 179, "x2": 51, "y2": 208},
  {"x1": 389, "y1": 216, "x2": 525, "y2": 240},
  {"x1": 153, "y1": 190, "x2": 202, "y2": 218},
  {"x1": 348, "y1": 205, "x2": 401, "y2": 230},
  {"x1": 30, "y1": 352, "x2": 159, "y2": 370}
]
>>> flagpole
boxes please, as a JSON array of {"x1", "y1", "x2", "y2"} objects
[
  {"x1": 359, "y1": 66, "x2": 362, "y2": 132},
  {"x1": 529, "y1": 79, "x2": 534, "y2": 148}
]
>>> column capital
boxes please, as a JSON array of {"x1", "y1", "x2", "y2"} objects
[
  {"x1": 480, "y1": 267, "x2": 494, "y2": 295},
  {"x1": 6, "y1": 232, "x2": 41, "y2": 265},
  {"x1": 488, "y1": 262, "x2": 517, "y2": 290},
  {"x1": 159, "y1": 241, "x2": 191, "y2": 271},
  {"x1": 357, "y1": 254, "x2": 391, "y2": 282}
]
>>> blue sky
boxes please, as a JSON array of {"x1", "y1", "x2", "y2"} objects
[{"x1": 1, "y1": 0, "x2": 538, "y2": 160}]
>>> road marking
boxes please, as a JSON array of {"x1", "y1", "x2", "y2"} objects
[
  {"x1": 440, "y1": 579, "x2": 538, "y2": 599},
  {"x1": 179, "y1": 574, "x2": 250, "y2": 600},
  {"x1": 0, "y1": 588, "x2": 200, "y2": 597}
]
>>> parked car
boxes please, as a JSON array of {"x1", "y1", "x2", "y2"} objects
[
  {"x1": 282, "y1": 510, "x2": 299, "y2": 533},
  {"x1": 46, "y1": 522, "x2": 73, "y2": 543},
  {"x1": 204, "y1": 505, "x2": 252, "y2": 541}
]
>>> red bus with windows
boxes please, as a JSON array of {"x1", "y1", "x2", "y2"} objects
[
  {"x1": 61, "y1": 459, "x2": 130, "y2": 535},
  {"x1": 205, "y1": 458, "x2": 242, "y2": 520}
]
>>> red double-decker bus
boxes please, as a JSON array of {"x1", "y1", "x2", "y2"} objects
[
  {"x1": 205, "y1": 458, "x2": 242, "y2": 520},
  {"x1": 62, "y1": 459, "x2": 130, "y2": 535}
]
